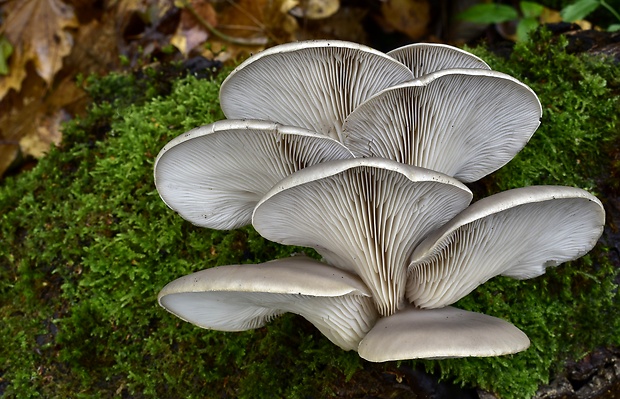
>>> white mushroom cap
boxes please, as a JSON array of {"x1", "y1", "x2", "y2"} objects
[
  {"x1": 158, "y1": 256, "x2": 379, "y2": 351},
  {"x1": 219, "y1": 40, "x2": 414, "y2": 142},
  {"x1": 252, "y1": 158, "x2": 473, "y2": 317},
  {"x1": 154, "y1": 119, "x2": 353, "y2": 230},
  {"x1": 358, "y1": 306, "x2": 530, "y2": 361},
  {"x1": 407, "y1": 186, "x2": 605, "y2": 309},
  {"x1": 342, "y1": 69, "x2": 542, "y2": 182},
  {"x1": 387, "y1": 43, "x2": 491, "y2": 78}
]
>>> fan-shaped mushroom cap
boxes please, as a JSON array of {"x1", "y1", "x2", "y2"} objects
[
  {"x1": 407, "y1": 186, "x2": 605, "y2": 309},
  {"x1": 219, "y1": 40, "x2": 413, "y2": 142},
  {"x1": 158, "y1": 256, "x2": 379, "y2": 351},
  {"x1": 252, "y1": 158, "x2": 473, "y2": 316},
  {"x1": 154, "y1": 119, "x2": 353, "y2": 230},
  {"x1": 387, "y1": 43, "x2": 490, "y2": 78},
  {"x1": 358, "y1": 306, "x2": 530, "y2": 361},
  {"x1": 342, "y1": 69, "x2": 542, "y2": 183}
]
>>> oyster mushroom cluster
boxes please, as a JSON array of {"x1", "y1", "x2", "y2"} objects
[{"x1": 154, "y1": 41, "x2": 606, "y2": 361}]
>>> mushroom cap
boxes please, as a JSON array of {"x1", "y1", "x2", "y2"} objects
[
  {"x1": 342, "y1": 69, "x2": 542, "y2": 182},
  {"x1": 252, "y1": 158, "x2": 473, "y2": 316},
  {"x1": 219, "y1": 40, "x2": 413, "y2": 141},
  {"x1": 158, "y1": 256, "x2": 379, "y2": 351},
  {"x1": 154, "y1": 119, "x2": 353, "y2": 230},
  {"x1": 407, "y1": 186, "x2": 605, "y2": 309},
  {"x1": 358, "y1": 306, "x2": 530, "y2": 361},
  {"x1": 387, "y1": 43, "x2": 490, "y2": 78}
]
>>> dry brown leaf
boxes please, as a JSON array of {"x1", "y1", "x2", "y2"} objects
[
  {"x1": 0, "y1": 145, "x2": 19, "y2": 176},
  {"x1": 200, "y1": 0, "x2": 300, "y2": 62},
  {"x1": 216, "y1": 0, "x2": 296, "y2": 44},
  {"x1": 289, "y1": 0, "x2": 340, "y2": 20},
  {"x1": 0, "y1": 53, "x2": 87, "y2": 176},
  {"x1": 380, "y1": 0, "x2": 430, "y2": 40},
  {"x1": 295, "y1": 5, "x2": 367, "y2": 42},
  {"x1": 19, "y1": 109, "x2": 69, "y2": 158},
  {"x1": 171, "y1": 0, "x2": 217, "y2": 55},
  {"x1": 0, "y1": 0, "x2": 78, "y2": 99},
  {"x1": 68, "y1": 18, "x2": 119, "y2": 74},
  {"x1": 117, "y1": 0, "x2": 174, "y2": 26}
]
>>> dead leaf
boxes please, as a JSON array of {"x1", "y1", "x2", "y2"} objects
[
  {"x1": 215, "y1": 0, "x2": 295, "y2": 44},
  {"x1": 295, "y1": 6, "x2": 368, "y2": 42},
  {"x1": 19, "y1": 109, "x2": 69, "y2": 158},
  {"x1": 0, "y1": 0, "x2": 78, "y2": 99},
  {"x1": 116, "y1": 0, "x2": 174, "y2": 28},
  {"x1": 289, "y1": 0, "x2": 340, "y2": 20},
  {"x1": 380, "y1": 0, "x2": 430, "y2": 40},
  {"x1": 200, "y1": 0, "x2": 299, "y2": 62},
  {"x1": 0, "y1": 145, "x2": 19, "y2": 176},
  {"x1": 67, "y1": 18, "x2": 120, "y2": 75},
  {"x1": 171, "y1": 0, "x2": 217, "y2": 55},
  {"x1": 0, "y1": 54, "x2": 87, "y2": 176}
]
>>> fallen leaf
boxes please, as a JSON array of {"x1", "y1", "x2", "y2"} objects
[
  {"x1": 295, "y1": 6, "x2": 368, "y2": 42},
  {"x1": 171, "y1": 0, "x2": 217, "y2": 55},
  {"x1": 0, "y1": 0, "x2": 78, "y2": 99},
  {"x1": 215, "y1": 0, "x2": 294, "y2": 44},
  {"x1": 289, "y1": 0, "x2": 340, "y2": 20},
  {"x1": 0, "y1": 145, "x2": 19, "y2": 177},
  {"x1": 117, "y1": 0, "x2": 174, "y2": 28},
  {"x1": 0, "y1": 55, "x2": 87, "y2": 177},
  {"x1": 380, "y1": 0, "x2": 430, "y2": 40},
  {"x1": 19, "y1": 109, "x2": 69, "y2": 158}
]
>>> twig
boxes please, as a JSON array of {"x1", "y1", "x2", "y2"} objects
[{"x1": 180, "y1": 0, "x2": 268, "y2": 46}]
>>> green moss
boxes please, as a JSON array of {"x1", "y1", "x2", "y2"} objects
[
  {"x1": 1, "y1": 31, "x2": 619, "y2": 398},
  {"x1": 472, "y1": 29, "x2": 619, "y2": 193}
]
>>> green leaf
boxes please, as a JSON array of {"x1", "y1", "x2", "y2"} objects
[
  {"x1": 560, "y1": 0, "x2": 600, "y2": 22},
  {"x1": 457, "y1": 3, "x2": 519, "y2": 24},
  {"x1": 521, "y1": 1, "x2": 544, "y2": 18},
  {"x1": 609, "y1": 23, "x2": 620, "y2": 31},
  {"x1": 516, "y1": 17, "x2": 540, "y2": 41},
  {"x1": 0, "y1": 36, "x2": 13, "y2": 75}
]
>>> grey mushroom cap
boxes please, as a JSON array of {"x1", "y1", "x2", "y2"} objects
[
  {"x1": 358, "y1": 306, "x2": 530, "y2": 361},
  {"x1": 219, "y1": 40, "x2": 413, "y2": 142},
  {"x1": 154, "y1": 119, "x2": 353, "y2": 230},
  {"x1": 387, "y1": 43, "x2": 490, "y2": 78},
  {"x1": 252, "y1": 158, "x2": 473, "y2": 317},
  {"x1": 342, "y1": 69, "x2": 542, "y2": 183},
  {"x1": 407, "y1": 186, "x2": 605, "y2": 309},
  {"x1": 158, "y1": 256, "x2": 379, "y2": 351}
]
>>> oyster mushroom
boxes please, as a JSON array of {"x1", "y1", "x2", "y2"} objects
[
  {"x1": 342, "y1": 69, "x2": 542, "y2": 182},
  {"x1": 158, "y1": 256, "x2": 379, "y2": 351},
  {"x1": 219, "y1": 40, "x2": 414, "y2": 142},
  {"x1": 154, "y1": 119, "x2": 353, "y2": 230},
  {"x1": 387, "y1": 42, "x2": 491, "y2": 78},
  {"x1": 358, "y1": 305, "x2": 530, "y2": 361},
  {"x1": 252, "y1": 158, "x2": 473, "y2": 316},
  {"x1": 407, "y1": 185, "x2": 606, "y2": 309}
]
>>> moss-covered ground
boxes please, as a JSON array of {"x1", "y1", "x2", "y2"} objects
[{"x1": 1, "y1": 30, "x2": 619, "y2": 398}]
